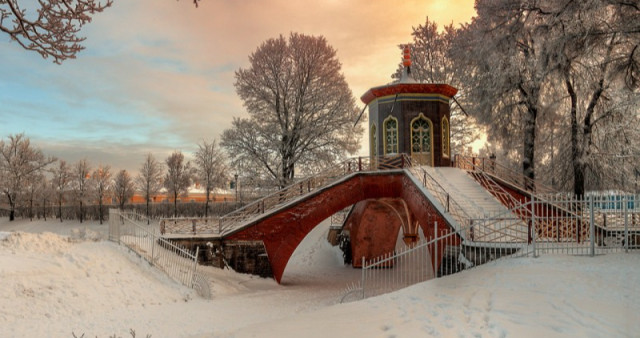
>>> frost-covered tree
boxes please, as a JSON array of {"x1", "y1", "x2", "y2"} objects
[
  {"x1": 91, "y1": 164, "x2": 111, "y2": 224},
  {"x1": 51, "y1": 159, "x2": 70, "y2": 221},
  {"x1": 0, "y1": 0, "x2": 112, "y2": 64},
  {"x1": 113, "y1": 169, "x2": 134, "y2": 211},
  {"x1": 453, "y1": 0, "x2": 552, "y2": 183},
  {"x1": 536, "y1": 0, "x2": 640, "y2": 195},
  {"x1": 223, "y1": 33, "x2": 363, "y2": 188},
  {"x1": 163, "y1": 151, "x2": 192, "y2": 217},
  {"x1": 194, "y1": 140, "x2": 227, "y2": 218},
  {"x1": 136, "y1": 153, "x2": 163, "y2": 222},
  {"x1": 393, "y1": 18, "x2": 480, "y2": 155},
  {"x1": 71, "y1": 159, "x2": 91, "y2": 223},
  {"x1": 0, "y1": 134, "x2": 55, "y2": 221}
]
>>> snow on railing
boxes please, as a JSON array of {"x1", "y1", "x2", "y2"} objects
[
  {"x1": 159, "y1": 217, "x2": 220, "y2": 236},
  {"x1": 108, "y1": 209, "x2": 211, "y2": 299}
]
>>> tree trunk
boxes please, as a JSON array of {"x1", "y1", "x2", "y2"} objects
[
  {"x1": 8, "y1": 194, "x2": 15, "y2": 221},
  {"x1": 43, "y1": 198, "x2": 47, "y2": 221},
  {"x1": 205, "y1": 189, "x2": 210, "y2": 218},
  {"x1": 79, "y1": 200, "x2": 84, "y2": 223},
  {"x1": 518, "y1": 84, "x2": 539, "y2": 188},
  {"x1": 98, "y1": 199, "x2": 103, "y2": 225},
  {"x1": 146, "y1": 198, "x2": 150, "y2": 225},
  {"x1": 566, "y1": 74, "x2": 584, "y2": 197},
  {"x1": 58, "y1": 197, "x2": 63, "y2": 222},
  {"x1": 174, "y1": 192, "x2": 178, "y2": 218},
  {"x1": 522, "y1": 108, "x2": 538, "y2": 185}
]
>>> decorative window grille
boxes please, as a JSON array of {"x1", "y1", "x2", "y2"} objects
[{"x1": 383, "y1": 116, "x2": 399, "y2": 154}]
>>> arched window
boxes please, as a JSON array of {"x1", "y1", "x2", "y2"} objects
[
  {"x1": 442, "y1": 116, "x2": 450, "y2": 158},
  {"x1": 410, "y1": 113, "x2": 433, "y2": 166},
  {"x1": 370, "y1": 124, "x2": 378, "y2": 158},
  {"x1": 383, "y1": 116, "x2": 399, "y2": 155}
]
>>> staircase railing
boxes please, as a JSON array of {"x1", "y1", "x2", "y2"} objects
[
  {"x1": 407, "y1": 166, "x2": 472, "y2": 235},
  {"x1": 217, "y1": 154, "x2": 411, "y2": 235},
  {"x1": 454, "y1": 154, "x2": 556, "y2": 195}
]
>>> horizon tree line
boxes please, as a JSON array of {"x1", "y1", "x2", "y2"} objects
[{"x1": 0, "y1": 133, "x2": 229, "y2": 222}]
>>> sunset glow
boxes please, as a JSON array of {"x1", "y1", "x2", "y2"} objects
[{"x1": 0, "y1": 0, "x2": 475, "y2": 172}]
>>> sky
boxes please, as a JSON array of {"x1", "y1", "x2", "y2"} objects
[{"x1": 0, "y1": 0, "x2": 476, "y2": 174}]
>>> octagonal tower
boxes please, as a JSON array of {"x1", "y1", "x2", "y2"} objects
[{"x1": 362, "y1": 45, "x2": 458, "y2": 167}]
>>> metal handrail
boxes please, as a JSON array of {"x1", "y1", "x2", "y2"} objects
[
  {"x1": 408, "y1": 166, "x2": 472, "y2": 232},
  {"x1": 455, "y1": 154, "x2": 556, "y2": 195}
]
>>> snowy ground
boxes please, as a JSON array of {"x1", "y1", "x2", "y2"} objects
[{"x1": 1, "y1": 217, "x2": 639, "y2": 337}]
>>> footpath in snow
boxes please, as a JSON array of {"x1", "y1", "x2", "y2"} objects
[{"x1": 1, "y1": 217, "x2": 639, "y2": 337}]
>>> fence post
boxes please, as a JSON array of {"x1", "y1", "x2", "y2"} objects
[
  {"x1": 151, "y1": 233, "x2": 156, "y2": 266},
  {"x1": 192, "y1": 246, "x2": 200, "y2": 287},
  {"x1": 117, "y1": 210, "x2": 121, "y2": 245},
  {"x1": 531, "y1": 195, "x2": 537, "y2": 258},
  {"x1": 446, "y1": 194, "x2": 450, "y2": 213},
  {"x1": 361, "y1": 256, "x2": 365, "y2": 299},
  {"x1": 624, "y1": 195, "x2": 629, "y2": 253},
  {"x1": 590, "y1": 195, "x2": 595, "y2": 257},
  {"x1": 434, "y1": 221, "x2": 438, "y2": 278}
]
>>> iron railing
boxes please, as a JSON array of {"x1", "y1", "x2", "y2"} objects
[
  {"x1": 342, "y1": 193, "x2": 640, "y2": 302},
  {"x1": 454, "y1": 154, "x2": 556, "y2": 195},
  {"x1": 108, "y1": 209, "x2": 211, "y2": 299}
]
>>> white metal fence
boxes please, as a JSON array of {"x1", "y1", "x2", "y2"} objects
[
  {"x1": 108, "y1": 209, "x2": 211, "y2": 299},
  {"x1": 342, "y1": 193, "x2": 640, "y2": 302}
]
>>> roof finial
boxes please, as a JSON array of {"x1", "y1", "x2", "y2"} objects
[
  {"x1": 399, "y1": 44, "x2": 416, "y2": 83},
  {"x1": 403, "y1": 44, "x2": 411, "y2": 68}
]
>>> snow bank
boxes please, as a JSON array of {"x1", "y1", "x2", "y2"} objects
[{"x1": 1, "y1": 217, "x2": 638, "y2": 337}]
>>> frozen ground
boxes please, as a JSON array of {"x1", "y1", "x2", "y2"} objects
[{"x1": 1, "y1": 217, "x2": 639, "y2": 337}]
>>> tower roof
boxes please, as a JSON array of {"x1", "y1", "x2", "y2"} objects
[{"x1": 360, "y1": 83, "x2": 458, "y2": 105}]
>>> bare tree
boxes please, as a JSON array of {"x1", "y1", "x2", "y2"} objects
[
  {"x1": 91, "y1": 164, "x2": 111, "y2": 224},
  {"x1": 24, "y1": 171, "x2": 44, "y2": 221},
  {"x1": 113, "y1": 169, "x2": 134, "y2": 211},
  {"x1": 194, "y1": 140, "x2": 227, "y2": 218},
  {"x1": 0, "y1": 0, "x2": 113, "y2": 64},
  {"x1": 0, "y1": 134, "x2": 56, "y2": 221},
  {"x1": 136, "y1": 153, "x2": 163, "y2": 222},
  {"x1": 51, "y1": 159, "x2": 71, "y2": 221},
  {"x1": 71, "y1": 159, "x2": 91, "y2": 223},
  {"x1": 164, "y1": 151, "x2": 192, "y2": 218},
  {"x1": 223, "y1": 33, "x2": 363, "y2": 188}
]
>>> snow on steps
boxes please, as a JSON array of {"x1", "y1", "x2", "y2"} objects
[{"x1": 418, "y1": 166, "x2": 528, "y2": 243}]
